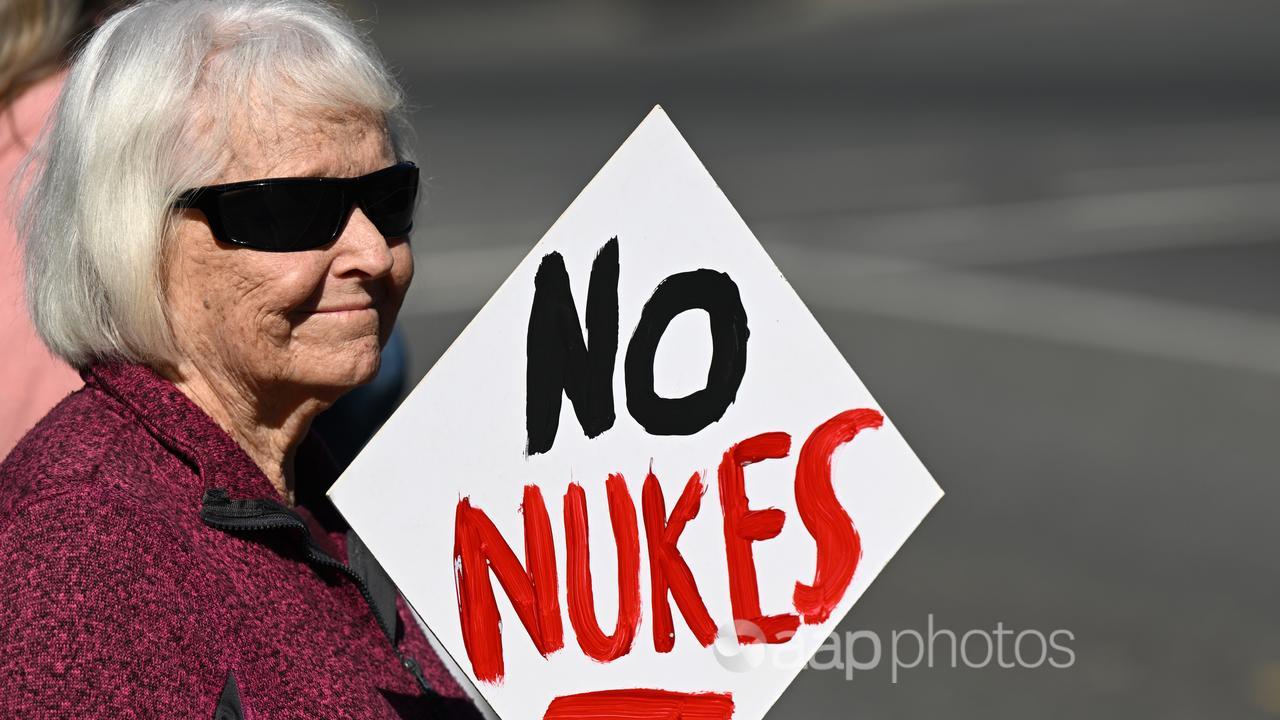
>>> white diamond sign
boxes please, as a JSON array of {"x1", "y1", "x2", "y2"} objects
[{"x1": 329, "y1": 106, "x2": 943, "y2": 720}]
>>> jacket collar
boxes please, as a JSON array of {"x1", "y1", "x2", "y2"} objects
[
  {"x1": 84, "y1": 366, "x2": 416, "y2": 677},
  {"x1": 83, "y1": 362, "x2": 338, "y2": 505}
]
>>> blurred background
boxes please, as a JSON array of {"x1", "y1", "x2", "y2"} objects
[{"x1": 340, "y1": 1, "x2": 1280, "y2": 717}]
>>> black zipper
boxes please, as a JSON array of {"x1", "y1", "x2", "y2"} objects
[{"x1": 200, "y1": 488, "x2": 435, "y2": 697}]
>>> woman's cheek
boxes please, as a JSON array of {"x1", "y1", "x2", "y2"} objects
[
  {"x1": 262, "y1": 256, "x2": 327, "y2": 308},
  {"x1": 234, "y1": 265, "x2": 317, "y2": 349}
]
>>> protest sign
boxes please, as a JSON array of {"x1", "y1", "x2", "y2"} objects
[{"x1": 328, "y1": 106, "x2": 943, "y2": 719}]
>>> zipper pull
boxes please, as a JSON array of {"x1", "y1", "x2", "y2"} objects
[{"x1": 400, "y1": 654, "x2": 434, "y2": 696}]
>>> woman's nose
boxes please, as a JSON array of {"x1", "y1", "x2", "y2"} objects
[{"x1": 332, "y1": 207, "x2": 395, "y2": 279}]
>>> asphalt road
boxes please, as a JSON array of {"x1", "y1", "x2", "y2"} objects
[{"x1": 350, "y1": 1, "x2": 1280, "y2": 716}]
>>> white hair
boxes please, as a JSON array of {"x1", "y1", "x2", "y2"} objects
[{"x1": 17, "y1": 0, "x2": 411, "y2": 369}]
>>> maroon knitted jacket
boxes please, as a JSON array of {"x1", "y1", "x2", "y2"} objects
[{"x1": 0, "y1": 362, "x2": 481, "y2": 719}]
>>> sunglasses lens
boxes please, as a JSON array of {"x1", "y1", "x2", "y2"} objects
[
  {"x1": 359, "y1": 164, "x2": 418, "y2": 237},
  {"x1": 186, "y1": 162, "x2": 419, "y2": 251},
  {"x1": 217, "y1": 184, "x2": 345, "y2": 251}
]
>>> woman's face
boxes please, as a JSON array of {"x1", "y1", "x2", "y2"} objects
[{"x1": 165, "y1": 109, "x2": 414, "y2": 397}]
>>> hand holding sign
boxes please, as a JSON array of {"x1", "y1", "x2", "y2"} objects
[{"x1": 329, "y1": 106, "x2": 943, "y2": 720}]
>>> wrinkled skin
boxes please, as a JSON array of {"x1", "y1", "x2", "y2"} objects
[{"x1": 163, "y1": 107, "x2": 414, "y2": 501}]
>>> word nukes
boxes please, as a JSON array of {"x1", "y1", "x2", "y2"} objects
[{"x1": 453, "y1": 407, "x2": 884, "y2": 683}]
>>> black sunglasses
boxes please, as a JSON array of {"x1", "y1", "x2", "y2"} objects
[{"x1": 172, "y1": 161, "x2": 419, "y2": 252}]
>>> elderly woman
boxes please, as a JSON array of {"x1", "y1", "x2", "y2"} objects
[{"x1": 0, "y1": 0, "x2": 481, "y2": 717}]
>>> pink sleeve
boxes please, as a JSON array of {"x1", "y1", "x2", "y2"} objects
[{"x1": 0, "y1": 71, "x2": 81, "y2": 459}]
